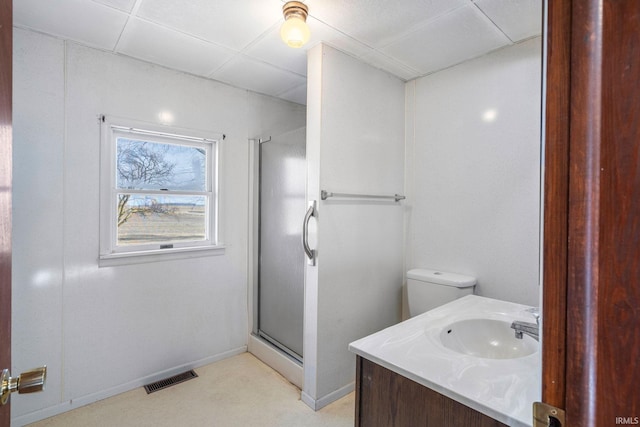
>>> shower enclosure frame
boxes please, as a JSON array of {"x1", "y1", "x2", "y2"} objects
[{"x1": 246, "y1": 135, "x2": 305, "y2": 389}]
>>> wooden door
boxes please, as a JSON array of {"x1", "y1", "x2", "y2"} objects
[
  {"x1": 543, "y1": 1, "x2": 640, "y2": 425},
  {"x1": 0, "y1": 0, "x2": 13, "y2": 425}
]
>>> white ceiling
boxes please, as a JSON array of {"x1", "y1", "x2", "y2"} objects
[{"x1": 14, "y1": 0, "x2": 542, "y2": 105}]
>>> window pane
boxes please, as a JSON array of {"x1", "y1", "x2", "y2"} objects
[
  {"x1": 116, "y1": 138, "x2": 206, "y2": 191},
  {"x1": 117, "y1": 194, "x2": 206, "y2": 246}
]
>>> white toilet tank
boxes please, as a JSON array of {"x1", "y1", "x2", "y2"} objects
[{"x1": 407, "y1": 269, "x2": 476, "y2": 317}]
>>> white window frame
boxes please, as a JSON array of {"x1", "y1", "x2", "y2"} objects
[{"x1": 99, "y1": 115, "x2": 224, "y2": 266}]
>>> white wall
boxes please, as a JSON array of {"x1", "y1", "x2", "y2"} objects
[
  {"x1": 405, "y1": 38, "x2": 542, "y2": 307},
  {"x1": 304, "y1": 44, "x2": 405, "y2": 409},
  {"x1": 11, "y1": 28, "x2": 305, "y2": 425}
]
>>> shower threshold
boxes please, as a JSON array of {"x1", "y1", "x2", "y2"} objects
[{"x1": 257, "y1": 330, "x2": 303, "y2": 365}]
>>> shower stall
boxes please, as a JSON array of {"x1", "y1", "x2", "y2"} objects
[{"x1": 251, "y1": 127, "x2": 307, "y2": 365}]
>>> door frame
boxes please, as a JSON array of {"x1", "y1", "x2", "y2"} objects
[
  {"x1": 0, "y1": 0, "x2": 13, "y2": 424},
  {"x1": 543, "y1": 0, "x2": 640, "y2": 425},
  {"x1": 541, "y1": 0, "x2": 570, "y2": 412}
]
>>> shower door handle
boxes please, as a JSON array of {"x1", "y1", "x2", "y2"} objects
[{"x1": 302, "y1": 200, "x2": 316, "y2": 266}]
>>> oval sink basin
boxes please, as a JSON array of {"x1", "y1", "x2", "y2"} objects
[{"x1": 439, "y1": 318, "x2": 538, "y2": 359}]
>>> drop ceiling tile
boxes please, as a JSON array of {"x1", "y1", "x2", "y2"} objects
[
  {"x1": 211, "y1": 55, "x2": 307, "y2": 97},
  {"x1": 306, "y1": 18, "x2": 373, "y2": 58},
  {"x1": 117, "y1": 18, "x2": 236, "y2": 77},
  {"x1": 358, "y1": 49, "x2": 421, "y2": 81},
  {"x1": 278, "y1": 83, "x2": 307, "y2": 105},
  {"x1": 137, "y1": 0, "x2": 283, "y2": 51},
  {"x1": 474, "y1": 0, "x2": 542, "y2": 42},
  {"x1": 302, "y1": 0, "x2": 468, "y2": 47},
  {"x1": 243, "y1": 17, "x2": 371, "y2": 76},
  {"x1": 14, "y1": 0, "x2": 128, "y2": 50},
  {"x1": 243, "y1": 24, "x2": 308, "y2": 76},
  {"x1": 381, "y1": 5, "x2": 511, "y2": 75},
  {"x1": 92, "y1": 0, "x2": 137, "y2": 13}
]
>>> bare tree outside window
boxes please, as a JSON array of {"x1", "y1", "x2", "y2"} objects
[
  {"x1": 116, "y1": 141, "x2": 177, "y2": 226},
  {"x1": 117, "y1": 195, "x2": 178, "y2": 226},
  {"x1": 117, "y1": 140, "x2": 175, "y2": 187}
]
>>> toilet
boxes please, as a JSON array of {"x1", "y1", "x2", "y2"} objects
[{"x1": 407, "y1": 268, "x2": 476, "y2": 317}]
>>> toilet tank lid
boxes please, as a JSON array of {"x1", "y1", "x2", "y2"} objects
[{"x1": 407, "y1": 269, "x2": 476, "y2": 288}]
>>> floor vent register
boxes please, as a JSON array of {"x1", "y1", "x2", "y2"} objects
[{"x1": 143, "y1": 370, "x2": 199, "y2": 394}]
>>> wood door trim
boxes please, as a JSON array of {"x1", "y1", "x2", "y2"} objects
[
  {"x1": 541, "y1": 0, "x2": 571, "y2": 410},
  {"x1": 0, "y1": 0, "x2": 13, "y2": 424},
  {"x1": 544, "y1": 0, "x2": 604, "y2": 422},
  {"x1": 565, "y1": 2, "x2": 604, "y2": 424},
  {"x1": 545, "y1": 1, "x2": 640, "y2": 425}
]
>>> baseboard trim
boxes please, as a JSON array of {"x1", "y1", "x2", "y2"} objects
[
  {"x1": 301, "y1": 381, "x2": 355, "y2": 411},
  {"x1": 11, "y1": 346, "x2": 247, "y2": 427}
]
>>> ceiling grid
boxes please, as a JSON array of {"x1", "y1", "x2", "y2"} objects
[{"x1": 14, "y1": 0, "x2": 542, "y2": 105}]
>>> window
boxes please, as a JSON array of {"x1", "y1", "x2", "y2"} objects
[{"x1": 100, "y1": 116, "x2": 223, "y2": 263}]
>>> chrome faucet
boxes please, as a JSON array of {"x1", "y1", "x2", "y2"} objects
[{"x1": 510, "y1": 307, "x2": 540, "y2": 341}]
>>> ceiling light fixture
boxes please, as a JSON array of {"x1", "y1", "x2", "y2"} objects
[{"x1": 281, "y1": 1, "x2": 310, "y2": 48}]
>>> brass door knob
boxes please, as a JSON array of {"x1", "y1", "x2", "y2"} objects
[{"x1": 1, "y1": 366, "x2": 47, "y2": 405}]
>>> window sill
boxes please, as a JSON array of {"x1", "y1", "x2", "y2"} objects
[{"x1": 99, "y1": 245, "x2": 226, "y2": 267}]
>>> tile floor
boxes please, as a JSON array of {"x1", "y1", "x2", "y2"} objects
[{"x1": 28, "y1": 353, "x2": 355, "y2": 427}]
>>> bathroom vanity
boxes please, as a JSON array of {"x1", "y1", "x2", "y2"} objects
[
  {"x1": 355, "y1": 355, "x2": 507, "y2": 426},
  {"x1": 349, "y1": 295, "x2": 540, "y2": 427}
]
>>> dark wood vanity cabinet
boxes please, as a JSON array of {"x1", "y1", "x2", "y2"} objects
[{"x1": 354, "y1": 356, "x2": 508, "y2": 427}]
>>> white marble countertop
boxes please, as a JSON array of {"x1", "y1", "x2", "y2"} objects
[{"x1": 348, "y1": 295, "x2": 540, "y2": 427}]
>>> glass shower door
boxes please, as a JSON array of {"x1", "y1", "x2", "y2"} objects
[{"x1": 258, "y1": 127, "x2": 306, "y2": 362}]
